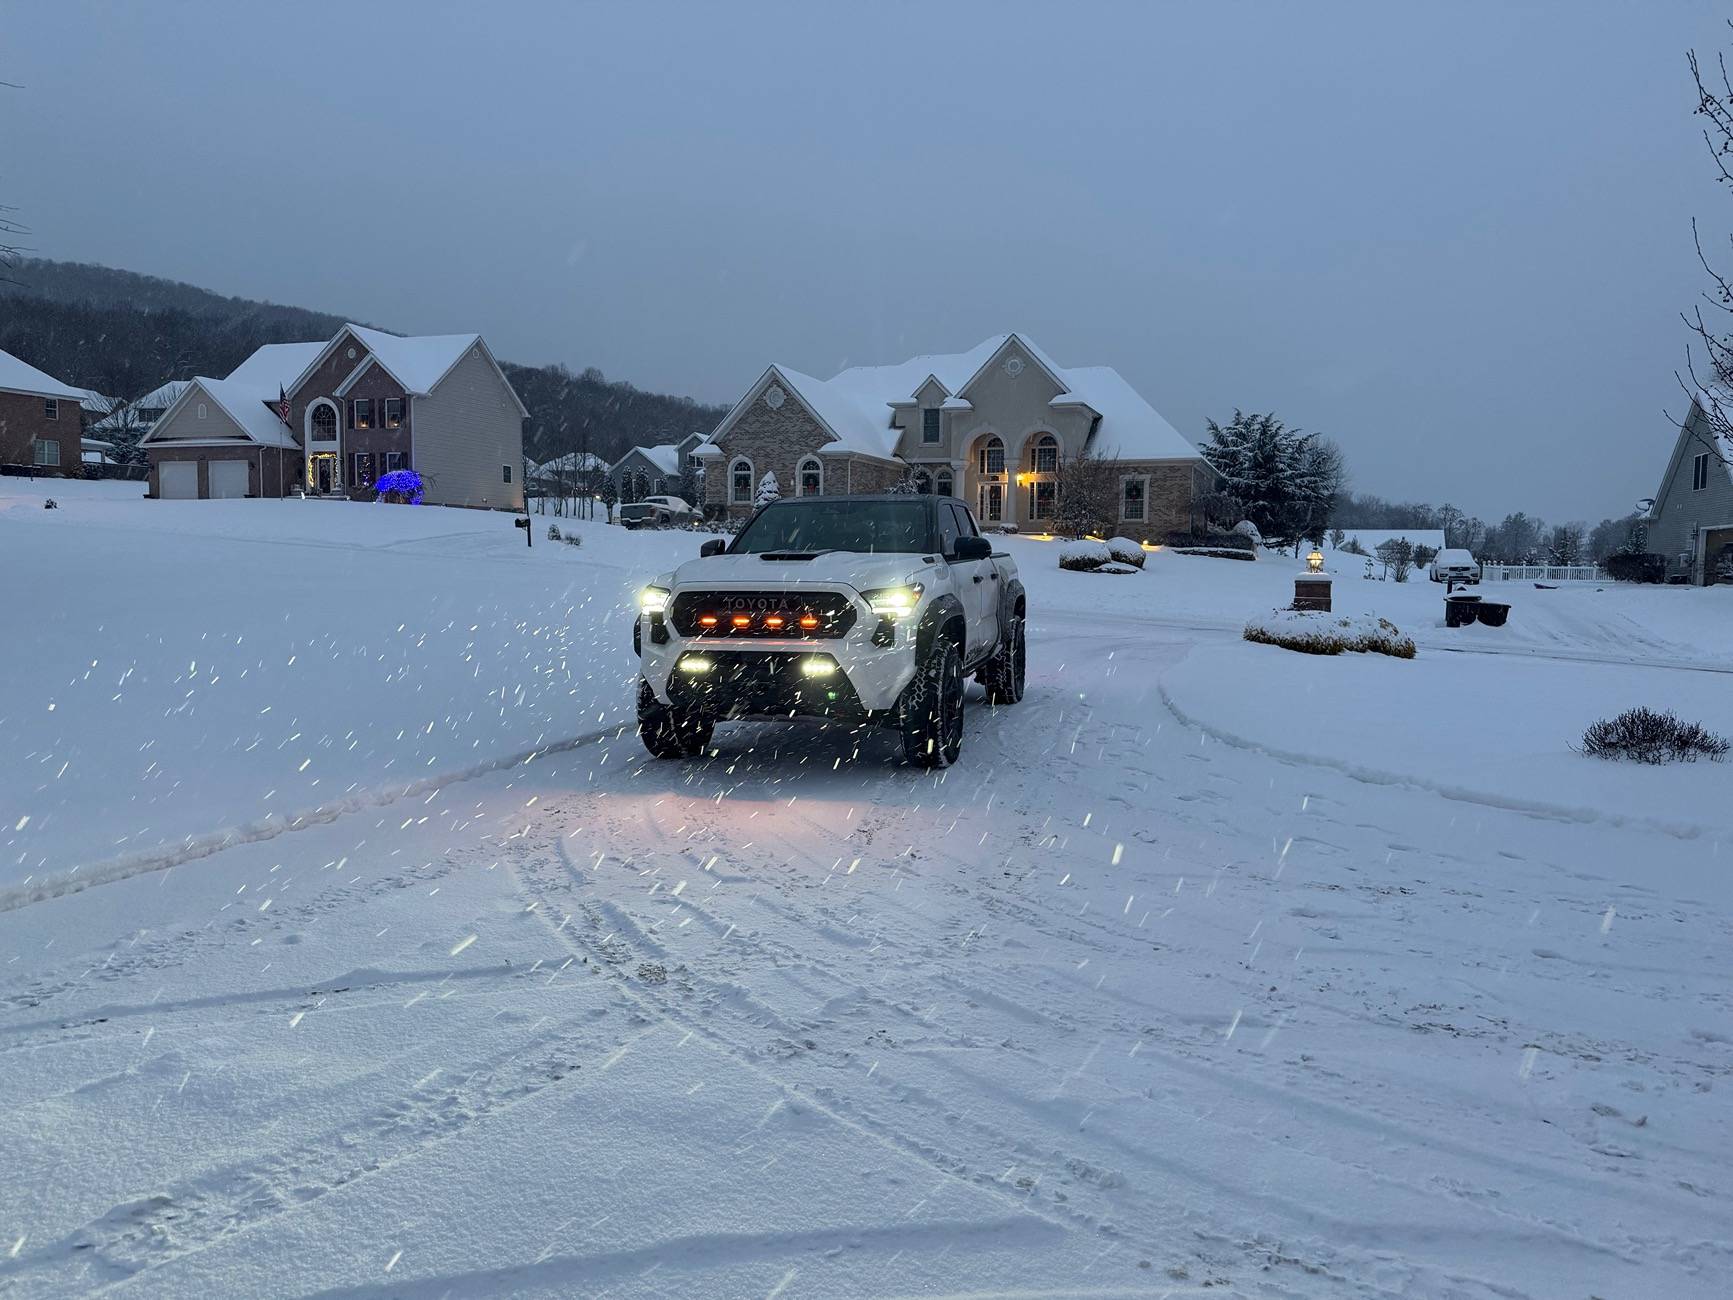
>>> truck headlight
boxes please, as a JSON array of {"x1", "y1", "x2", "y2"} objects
[
  {"x1": 862, "y1": 583, "x2": 923, "y2": 621},
  {"x1": 639, "y1": 585, "x2": 671, "y2": 616}
]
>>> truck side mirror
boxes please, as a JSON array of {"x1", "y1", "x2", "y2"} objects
[
  {"x1": 700, "y1": 538, "x2": 728, "y2": 558},
  {"x1": 952, "y1": 535, "x2": 992, "y2": 561}
]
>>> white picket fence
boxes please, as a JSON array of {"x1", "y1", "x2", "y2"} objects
[{"x1": 1477, "y1": 564, "x2": 1606, "y2": 583}]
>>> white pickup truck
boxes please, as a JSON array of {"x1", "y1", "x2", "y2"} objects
[{"x1": 633, "y1": 494, "x2": 1025, "y2": 767}]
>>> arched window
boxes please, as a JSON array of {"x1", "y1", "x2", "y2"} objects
[
  {"x1": 196, "y1": 402, "x2": 207, "y2": 421},
  {"x1": 912, "y1": 468, "x2": 933, "y2": 495},
  {"x1": 309, "y1": 403, "x2": 337, "y2": 442},
  {"x1": 935, "y1": 468, "x2": 954, "y2": 497},
  {"x1": 730, "y1": 457, "x2": 754, "y2": 504},
  {"x1": 977, "y1": 435, "x2": 1005, "y2": 476},
  {"x1": 798, "y1": 456, "x2": 823, "y2": 496},
  {"x1": 1029, "y1": 433, "x2": 1059, "y2": 474}
]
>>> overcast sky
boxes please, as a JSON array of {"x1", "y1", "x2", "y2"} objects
[{"x1": 5, "y1": 1, "x2": 1729, "y2": 521}]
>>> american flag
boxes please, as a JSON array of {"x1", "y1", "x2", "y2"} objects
[{"x1": 277, "y1": 385, "x2": 291, "y2": 425}]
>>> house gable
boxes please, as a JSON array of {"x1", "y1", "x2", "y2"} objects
[
  {"x1": 1648, "y1": 397, "x2": 1733, "y2": 574},
  {"x1": 141, "y1": 380, "x2": 252, "y2": 444}
]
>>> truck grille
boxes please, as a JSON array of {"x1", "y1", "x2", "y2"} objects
[{"x1": 670, "y1": 589, "x2": 857, "y2": 639}]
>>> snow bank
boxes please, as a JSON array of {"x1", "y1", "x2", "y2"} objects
[{"x1": 1244, "y1": 608, "x2": 1416, "y2": 658}]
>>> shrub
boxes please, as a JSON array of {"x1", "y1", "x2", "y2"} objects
[
  {"x1": 1580, "y1": 707, "x2": 1729, "y2": 764},
  {"x1": 1059, "y1": 539, "x2": 1112, "y2": 572},
  {"x1": 1604, "y1": 553, "x2": 1666, "y2": 584},
  {"x1": 548, "y1": 524, "x2": 562, "y2": 541},
  {"x1": 1244, "y1": 609, "x2": 1417, "y2": 658},
  {"x1": 1106, "y1": 536, "x2": 1146, "y2": 568},
  {"x1": 375, "y1": 469, "x2": 425, "y2": 504},
  {"x1": 43, "y1": 498, "x2": 57, "y2": 510},
  {"x1": 1232, "y1": 519, "x2": 1263, "y2": 545},
  {"x1": 1173, "y1": 547, "x2": 1256, "y2": 561},
  {"x1": 1164, "y1": 530, "x2": 1254, "y2": 552},
  {"x1": 561, "y1": 531, "x2": 583, "y2": 548}
]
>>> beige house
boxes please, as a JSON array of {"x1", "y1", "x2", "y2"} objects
[
  {"x1": 141, "y1": 324, "x2": 528, "y2": 508},
  {"x1": 696, "y1": 333, "x2": 1209, "y2": 534}
]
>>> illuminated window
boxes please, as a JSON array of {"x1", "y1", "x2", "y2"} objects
[{"x1": 798, "y1": 457, "x2": 823, "y2": 496}]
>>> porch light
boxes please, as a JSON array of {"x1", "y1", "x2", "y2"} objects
[
  {"x1": 1015, "y1": 472, "x2": 1032, "y2": 486},
  {"x1": 1307, "y1": 548, "x2": 1325, "y2": 573}
]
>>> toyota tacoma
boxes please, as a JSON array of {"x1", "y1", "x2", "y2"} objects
[{"x1": 633, "y1": 494, "x2": 1025, "y2": 766}]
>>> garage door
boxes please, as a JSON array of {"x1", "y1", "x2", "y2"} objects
[
  {"x1": 209, "y1": 460, "x2": 249, "y2": 499},
  {"x1": 159, "y1": 462, "x2": 198, "y2": 499}
]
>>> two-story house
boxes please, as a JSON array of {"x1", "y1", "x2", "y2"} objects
[
  {"x1": 1646, "y1": 391, "x2": 1733, "y2": 583},
  {"x1": 694, "y1": 334, "x2": 1209, "y2": 534},
  {"x1": 140, "y1": 324, "x2": 528, "y2": 507},
  {"x1": 0, "y1": 347, "x2": 89, "y2": 476}
]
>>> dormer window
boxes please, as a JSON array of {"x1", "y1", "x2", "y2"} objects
[{"x1": 922, "y1": 408, "x2": 941, "y2": 443}]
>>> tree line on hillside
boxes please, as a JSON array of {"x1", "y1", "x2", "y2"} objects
[
  {"x1": 0, "y1": 259, "x2": 726, "y2": 466},
  {"x1": 1329, "y1": 492, "x2": 1647, "y2": 564}
]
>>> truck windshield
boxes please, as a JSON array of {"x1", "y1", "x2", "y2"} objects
[{"x1": 732, "y1": 500, "x2": 932, "y2": 554}]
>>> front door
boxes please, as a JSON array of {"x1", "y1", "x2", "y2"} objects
[
  {"x1": 317, "y1": 457, "x2": 332, "y2": 494},
  {"x1": 979, "y1": 482, "x2": 1003, "y2": 524}
]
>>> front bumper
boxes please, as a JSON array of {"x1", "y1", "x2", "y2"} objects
[{"x1": 638, "y1": 599, "x2": 918, "y2": 715}]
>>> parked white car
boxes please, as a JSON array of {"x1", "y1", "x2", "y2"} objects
[
  {"x1": 1429, "y1": 548, "x2": 1481, "y2": 583},
  {"x1": 618, "y1": 495, "x2": 698, "y2": 528}
]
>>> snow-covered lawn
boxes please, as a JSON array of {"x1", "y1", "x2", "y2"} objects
[{"x1": 2, "y1": 480, "x2": 1729, "y2": 1297}]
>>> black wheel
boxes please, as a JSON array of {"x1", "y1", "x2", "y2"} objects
[
  {"x1": 979, "y1": 612, "x2": 1025, "y2": 705},
  {"x1": 637, "y1": 680, "x2": 713, "y2": 759},
  {"x1": 899, "y1": 636, "x2": 965, "y2": 768}
]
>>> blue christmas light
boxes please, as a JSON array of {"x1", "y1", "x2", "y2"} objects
[{"x1": 375, "y1": 469, "x2": 425, "y2": 504}]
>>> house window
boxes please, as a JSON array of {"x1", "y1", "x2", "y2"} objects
[
  {"x1": 922, "y1": 408, "x2": 941, "y2": 444},
  {"x1": 351, "y1": 398, "x2": 373, "y2": 430},
  {"x1": 799, "y1": 456, "x2": 823, "y2": 496},
  {"x1": 383, "y1": 398, "x2": 403, "y2": 429},
  {"x1": 44, "y1": 398, "x2": 58, "y2": 421},
  {"x1": 977, "y1": 435, "x2": 1005, "y2": 476},
  {"x1": 352, "y1": 452, "x2": 376, "y2": 486},
  {"x1": 32, "y1": 438, "x2": 60, "y2": 467},
  {"x1": 1031, "y1": 433, "x2": 1059, "y2": 474},
  {"x1": 1029, "y1": 479, "x2": 1057, "y2": 520},
  {"x1": 310, "y1": 404, "x2": 337, "y2": 441},
  {"x1": 197, "y1": 402, "x2": 207, "y2": 420},
  {"x1": 1121, "y1": 475, "x2": 1147, "y2": 522},
  {"x1": 383, "y1": 451, "x2": 405, "y2": 473},
  {"x1": 936, "y1": 468, "x2": 954, "y2": 497},
  {"x1": 730, "y1": 457, "x2": 753, "y2": 504},
  {"x1": 654, "y1": 477, "x2": 668, "y2": 495},
  {"x1": 1694, "y1": 451, "x2": 1710, "y2": 492},
  {"x1": 503, "y1": 463, "x2": 512, "y2": 484}
]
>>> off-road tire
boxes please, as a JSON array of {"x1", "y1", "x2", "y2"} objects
[
  {"x1": 898, "y1": 636, "x2": 965, "y2": 768},
  {"x1": 637, "y1": 680, "x2": 713, "y2": 759},
  {"x1": 979, "y1": 612, "x2": 1025, "y2": 705}
]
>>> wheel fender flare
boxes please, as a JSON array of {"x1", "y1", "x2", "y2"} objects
[
  {"x1": 916, "y1": 593, "x2": 967, "y2": 663},
  {"x1": 998, "y1": 577, "x2": 1026, "y2": 632}
]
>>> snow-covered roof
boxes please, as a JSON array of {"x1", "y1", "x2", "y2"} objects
[
  {"x1": 225, "y1": 342, "x2": 327, "y2": 393},
  {"x1": 144, "y1": 376, "x2": 298, "y2": 450},
  {"x1": 1330, "y1": 528, "x2": 1446, "y2": 556},
  {"x1": 531, "y1": 450, "x2": 607, "y2": 476},
  {"x1": 77, "y1": 388, "x2": 117, "y2": 416},
  {"x1": 615, "y1": 443, "x2": 683, "y2": 476},
  {"x1": 90, "y1": 380, "x2": 192, "y2": 431},
  {"x1": 728, "y1": 334, "x2": 1200, "y2": 463},
  {"x1": 0, "y1": 347, "x2": 85, "y2": 401},
  {"x1": 345, "y1": 324, "x2": 478, "y2": 394}
]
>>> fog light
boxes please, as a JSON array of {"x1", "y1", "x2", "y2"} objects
[
  {"x1": 678, "y1": 656, "x2": 714, "y2": 674},
  {"x1": 800, "y1": 657, "x2": 836, "y2": 678}
]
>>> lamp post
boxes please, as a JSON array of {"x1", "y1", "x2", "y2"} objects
[
  {"x1": 1307, "y1": 547, "x2": 1325, "y2": 573},
  {"x1": 1295, "y1": 548, "x2": 1332, "y2": 611}
]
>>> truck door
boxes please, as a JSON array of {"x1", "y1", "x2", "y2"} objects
[{"x1": 945, "y1": 502, "x2": 996, "y2": 658}]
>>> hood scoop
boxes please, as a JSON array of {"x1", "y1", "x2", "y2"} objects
[{"x1": 757, "y1": 549, "x2": 836, "y2": 562}]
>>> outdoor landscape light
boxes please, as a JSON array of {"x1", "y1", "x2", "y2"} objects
[{"x1": 1307, "y1": 548, "x2": 1325, "y2": 572}]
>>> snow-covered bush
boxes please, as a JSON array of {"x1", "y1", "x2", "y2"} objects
[
  {"x1": 755, "y1": 471, "x2": 781, "y2": 507},
  {"x1": 1233, "y1": 519, "x2": 1263, "y2": 545},
  {"x1": 1243, "y1": 609, "x2": 1416, "y2": 659},
  {"x1": 43, "y1": 498, "x2": 58, "y2": 510},
  {"x1": 1164, "y1": 530, "x2": 1254, "y2": 552},
  {"x1": 375, "y1": 469, "x2": 425, "y2": 504},
  {"x1": 1580, "y1": 707, "x2": 1729, "y2": 764},
  {"x1": 1106, "y1": 536, "x2": 1146, "y2": 568},
  {"x1": 547, "y1": 524, "x2": 562, "y2": 541},
  {"x1": 1058, "y1": 539, "x2": 1112, "y2": 572}
]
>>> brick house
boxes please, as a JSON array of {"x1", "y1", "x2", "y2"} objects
[
  {"x1": 141, "y1": 324, "x2": 528, "y2": 507},
  {"x1": 0, "y1": 347, "x2": 89, "y2": 476},
  {"x1": 695, "y1": 334, "x2": 1210, "y2": 534}
]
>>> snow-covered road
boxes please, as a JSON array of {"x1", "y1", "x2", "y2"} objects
[{"x1": 2, "y1": 483, "x2": 1729, "y2": 1298}]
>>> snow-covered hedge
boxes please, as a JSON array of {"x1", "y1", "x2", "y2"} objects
[
  {"x1": 1243, "y1": 609, "x2": 1416, "y2": 659},
  {"x1": 1058, "y1": 539, "x2": 1113, "y2": 571},
  {"x1": 1173, "y1": 547, "x2": 1255, "y2": 561},
  {"x1": 1233, "y1": 519, "x2": 1263, "y2": 545},
  {"x1": 1106, "y1": 536, "x2": 1146, "y2": 568}
]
